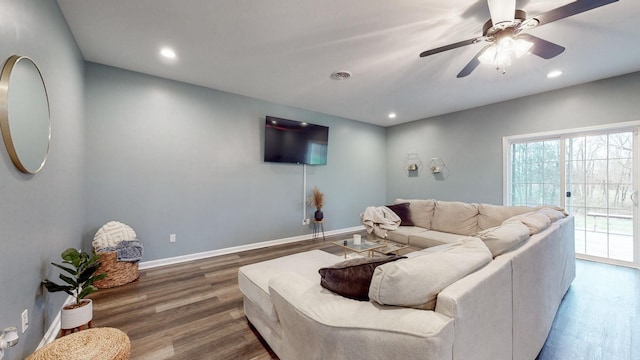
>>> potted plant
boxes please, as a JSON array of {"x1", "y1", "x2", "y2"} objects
[
  {"x1": 308, "y1": 186, "x2": 325, "y2": 221},
  {"x1": 43, "y1": 248, "x2": 107, "y2": 330}
]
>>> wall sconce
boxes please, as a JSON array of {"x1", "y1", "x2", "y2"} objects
[
  {"x1": 406, "y1": 163, "x2": 418, "y2": 171},
  {"x1": 429, "y1": 158, "x2": 445, "y2": 173},
  {"x1": 0, "y1": 326, "x2": 19, "y2": 359}
]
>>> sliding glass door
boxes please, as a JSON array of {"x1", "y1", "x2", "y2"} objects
[
  {"x1": 505, "y1": 125, "x2": 639, "y2": 267},
  {"x1": 565, "y1": 132, "x2": 635, "y2": 263}
]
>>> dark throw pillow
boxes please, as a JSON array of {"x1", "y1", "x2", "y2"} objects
[
  {"x1": 318, "y1": 255, "x2": 406, "y2": 301},
  {"x1": 386, "y1": 202, "x2": 414, "y2": 226}
]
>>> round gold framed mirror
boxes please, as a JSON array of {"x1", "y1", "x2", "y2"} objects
[{"x1": 0, "y1": 55, "x2": 51, "y2": 174}]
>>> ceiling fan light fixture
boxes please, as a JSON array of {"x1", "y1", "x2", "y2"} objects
[
  {"x1": 478, "y1": 45, "x2": 497, "y2": 64},
  {"x1": 478, "y1": 36, "x2": 532, "y2": 68},
  {"x1": 512, "y1": 38, "x2": 533, "y2": 58}
]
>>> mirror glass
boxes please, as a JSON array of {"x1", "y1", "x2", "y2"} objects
[{"x1": 0, "y1": 55, "x2": 51, "y2": 174}]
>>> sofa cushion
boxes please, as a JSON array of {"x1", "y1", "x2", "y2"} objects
[
  {"x1": 504, "y1": 211, "x2": 552, "y2": 235},
  {"x1": 409, "y1": 230, "x2": 465, "y2": 248},
  {"x1": 368, "y1": 237, "x2": 492, "y2": 310},
  {"x1": 477, "y1": 203, "x2": 534, "y2": 230},
  {"x1": 476, "y1": 222, "x2": 531, "y2": 257},
  {"x1": 431, "y1": 201, "x2": 479, "y2": 235},
  {"x1": 537, "y1": 207, "x2": 567, "y2": 222},
  {"x1": 318, "y1": 255, "x2": 405, "y2": 300},
  {"x1": 385, "y1": 203, "x2": 414, "y2": 226},
  {"x1": 395, "y1": 199, "x2": 435, "y2": 229},
  {"x1": 386, "y1": 226, "x2": 427, "y2": 245},
  {"x1": 238, "y1": 250, "x2": 341, "y2": 322}
]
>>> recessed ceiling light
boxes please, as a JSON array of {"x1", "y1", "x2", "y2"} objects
[
  {"x1": 330, "y1": 71, "x2": 351, "y2": 80},
  {"x1": 547, "y1": 70, "x2": 562, "y2": 78},
  {"x1": 160, "y1": 47, "x2": 176, "y2": 59},
  {"x1": 388, "y1": 113, "x2": 397, "y2": 119}
]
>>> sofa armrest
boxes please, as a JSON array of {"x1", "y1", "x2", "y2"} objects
[
  {"x1": 435, "y1": 257, "x2": 513, "y2": 360},
  {"x1": 269, "y1": 272, "x2": 454, "y2": 360}
]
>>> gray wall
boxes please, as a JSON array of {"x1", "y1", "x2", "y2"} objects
[
  {"x1": 84, "y1": 63, "x2": 387, "y2": 261},
  {"x1": 3, "y1": 2, "x2": 640, "y2": 358},
  {"x1": 0, "y1": 1, "x2": 85, "y2": 359},
  {"x1": 386, "y1": 71, "x2": 640, "y2": 204}
]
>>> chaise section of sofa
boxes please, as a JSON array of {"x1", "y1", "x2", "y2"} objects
[
  {"x1": 238, "y1": 250, "x2": 341, "y2": 357},
  {"x1": 269, "y1": 273, "x2": 455, "y2": 360}
]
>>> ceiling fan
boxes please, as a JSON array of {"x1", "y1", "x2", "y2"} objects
[{"x1": 419, "y1": 0, "x2": 619, "y2": 77}]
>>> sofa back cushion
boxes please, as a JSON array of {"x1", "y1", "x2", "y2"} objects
[
  {"x1": 536, "y1": 207, "x2": 567, "y2": 222},
  {"x1": 503, "y1": 211, "x2": 552, "y2": 235},
  {"x1": 368, "y1": 237, "x2": 492, "y2": 310},
  {"x1": 431, "y1": 201, "x2": 479, "y2": 235},
  {"x1": 395, "y1": 199, "x2": 436, "y2": 229},
  {"x1": 476, "y1": 221, "x2": 531, "y2": 257},
  {"x1": 477, "y1": 203, "x2": 534, "y2": 230}
]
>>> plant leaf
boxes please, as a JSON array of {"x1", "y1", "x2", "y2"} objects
[
  {"x1": 58, "y1": 273, "x2": 78, "y2": 287},
  {"x1": 42, "y1": 280, "x2": 74, "y2": 293},
  {"x1": 78, "y1": 285, "x2": 97, "y2": 299},
  {"x1": 61, "y1": 248, "x2": 80, "y2": 262},
  {"x1": 78, "y1": 263, "x2": 101, "y2": 284},
  {"x1": 51, "y1": 262, "x2": 77, "y2": 276}
]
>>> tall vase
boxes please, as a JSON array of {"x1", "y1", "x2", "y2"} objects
[{"x1": 314, "y1": 209, "x2": 324, "y2": 221}]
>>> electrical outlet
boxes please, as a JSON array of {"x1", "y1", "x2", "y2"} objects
[
  {"x1": 302, "y1": 218, "x2": 310, "y2": 225},
  {"x1": 21, "y1": 309, "x2": 28, "y2": 333},
  {"x1": 169, "y1": 234, "x2": 176, "y2": 243}
]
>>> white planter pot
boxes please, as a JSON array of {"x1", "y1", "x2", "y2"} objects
[{"x1": 60, "y1": 299, "x2": 93, "y2": 329}]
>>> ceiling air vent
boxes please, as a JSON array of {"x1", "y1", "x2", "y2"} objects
[{"x1": 330, "y1": 71, "x2": 351, "y2": 80}]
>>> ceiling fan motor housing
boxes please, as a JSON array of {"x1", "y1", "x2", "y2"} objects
[{"x1": 483, "y1": 9, "x2": 528, "y2": 37}]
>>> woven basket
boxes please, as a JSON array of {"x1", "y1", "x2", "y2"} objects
[
  {"x1": 27, "y1": 327, "x2": 130, "y2": 360},
  {"x1": 93, "y1": 251, "x2": 139, "y2": 289}
]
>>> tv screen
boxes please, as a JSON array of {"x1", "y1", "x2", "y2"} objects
[{"x1": 264, "y1": 116, "x2": 329, "y2": 165}]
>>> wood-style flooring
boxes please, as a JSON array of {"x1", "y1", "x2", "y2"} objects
[
  {"x1": 88, "y1": 233, "x2": 640, "y2": 360},
  {"x1": 89, "y1": 232, "x2": 367, "y2": 360}
]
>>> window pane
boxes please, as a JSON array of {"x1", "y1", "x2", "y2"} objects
[
  {"x1": 608, "y1": 132, "x2": 632, "y2": 160},
  {"x1": 585, "y1": 134, "x2": 608, "y2": 161},
  {"x1": 509, "y1": 139, "x2": 561, "y2": 207},
  {"x1": 566, "y1": 137, "x2": 585, "y2": 161}
]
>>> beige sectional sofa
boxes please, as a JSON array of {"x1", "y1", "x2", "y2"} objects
[{"x1": 238, "y1": 199, "x2": 576, "y2": 360}]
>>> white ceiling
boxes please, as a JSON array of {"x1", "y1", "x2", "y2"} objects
[{"x1": 56, "y1": 0, "x2": 640, "y2": 127}]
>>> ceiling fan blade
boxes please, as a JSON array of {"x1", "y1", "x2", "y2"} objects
[
  {"x1": 456, "y1": 48, "x2": 485, "y2": 78},
  {"x1": 534, "y1": 0, "x2": 618, "y2": 27},
  {"x1": 518, "y1": 34, "x2": 565, "y2": 59},
  {"x1": 487, "y1": 0, "x2": 516, "y2": 25},
  {"x1": 420, "y1": 37, "x2": 484, "y2": 57}
]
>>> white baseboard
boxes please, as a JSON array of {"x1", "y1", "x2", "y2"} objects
[
  {"x1": 37, "y1": 295, "x2": 75, "y2": 350},
  {"x1": 139, "y1": 226, "x2": 364, "y2": 270},
  {"x1": 36, "y1": 226, "x2": 364, "y2": 349}
]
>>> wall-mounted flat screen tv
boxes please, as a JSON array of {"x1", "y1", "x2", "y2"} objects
[{"x1": 264, "y1": 116, "x2": 329, "y2": 165}]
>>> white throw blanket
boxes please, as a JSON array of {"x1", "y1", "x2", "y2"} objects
[{"x1": 361, "y1": 206, "x2": 401, "y2": 238}]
